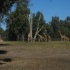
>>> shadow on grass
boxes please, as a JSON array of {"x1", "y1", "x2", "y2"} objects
[
  {"x1": 0, "y1": 50, "x2": 7, "y2": 54},
  {"x1": 0, "y1": 58, "x2": 13, "y2": 65},
  {"x1": 1, "y1": 58, "x2": 13, "y2": 62},
  {"x1": 0, "y1": 44, "x2": 10, "y2": 46},
  {"x1": 0, "y1": 62, "x2": 6, "y2": 65}
]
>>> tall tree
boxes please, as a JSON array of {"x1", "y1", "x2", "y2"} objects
[
  {"x1": 26, "y1": 13, "x2": 33, "y2": 42},
  {"x1": 32, "y1": 11, "x2": 46, "y2": 41},
  {"x1": 0, "y1": 0, "x2": 18, "y2": 40},
  {"x1": 50, "y1": 16, "x2": 60, "y2": 38},
  {"x1": 6, "y1": 0, "x2": 30, "y2": 41},
  {"x1": 0, "y1": 0, "x2": 18, "y2": 23},
  {"x1": 0, "y1": 0, "x2": 30, "y2": 27}
]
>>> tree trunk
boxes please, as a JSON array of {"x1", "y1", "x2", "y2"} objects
[
  {"x1": 22, "y1": 33, "x2": 24, "y2": 41},
  {"x1": 0, "y1": 35, "x2": 1, "y2": 39},
  {"x1": 33, "y1": 13, "x2": 44, "y2": 42},
  {"x1": 17, "y1": 35, "x2": 19, "y2": 41},
  {"x1": 33, "y1": 26, "x2": 43, "y2": 41},
  {"x1": 28, "y1": 14, "x2": 33, "y2": 42},
  {"x1": 30, "y1": 14, "x2": 32, "y2": 42},
  {"x1": 33, "y1": 32, "x2": 38, "y2": 41}
]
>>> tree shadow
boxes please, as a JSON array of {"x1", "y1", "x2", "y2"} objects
[
  {"x1": 0, "y1": 62, "x2": 6, "y2": 65},
  {"x1": 0, "y1": 58, "x2": 13, "y2": 65},
  {"x1": 0, "y1": 44, "x2": 10, "y2": 47},
  {"x1": 0, "y1": 50, "x2": 7, "y2": 54},
  {"x1": 1, "y1": 58, "x2": 13, "y2": 62}
]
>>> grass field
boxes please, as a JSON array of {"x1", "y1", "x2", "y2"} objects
[{"x1": 0, "y1": 41, "x2": 70, "y2": 70}]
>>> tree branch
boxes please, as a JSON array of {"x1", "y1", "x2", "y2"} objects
[
  {"x1": 33, "y1": 13, "x2": 44, "y2": 41},
  {"x1": 38, "y1": 26, "x2": 44, "y2": 33}
]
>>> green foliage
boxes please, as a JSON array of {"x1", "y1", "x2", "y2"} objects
[
  {"x1": 66, "y1": 16, "x2": 70, "y2": 21},
  {"x1": 0, "y1": 27, "x2": 5, "y2": 36},
  {"x1": 0, "y1": 0, "x2": 30, "y2": 14},
  {"x1": 48, "y1": 16, "x2": 70, "y2": 38},
  {"x1": 1, "y1": 0, "x2": 70, "y2": 41},
  {"x1": 32, "y1": 11, "x2": 46, "y2": 36},
  {"x1": 0, "y1": 0, "x2": 15, "y2": 14},
  {"x1": 6, "y1": 0, "x2": 30, "y2": 41}
]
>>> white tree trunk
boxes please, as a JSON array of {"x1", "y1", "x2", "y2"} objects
[
  {"x1": 22, "y1": 33, "x2": 24, "y2": 41},
  {"x1": 33, "y1": 26, "x2": 43, "y2": 41},
  {"x1": 26, "y1": 12, "x2": 44, "y2": 42},
  {"x1": 33, "y1": 13, "x2": 44, "y2": 41},
  {"x1": 28, "y1": 14, "x2": 33, "y2": 42}
]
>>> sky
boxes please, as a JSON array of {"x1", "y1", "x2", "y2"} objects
[
  {"x1": 30, "y1": 0, "x2": 70, "y2": 22},
  {"x1": 1, "y1": 0, "x2": 70, "y2": 30}
]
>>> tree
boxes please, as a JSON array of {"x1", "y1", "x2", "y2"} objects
[
  {"x1": 6, "y1": 0, "x2": 30, "y2": 41},
  {"x1": 66, "y1": 16, "x2": 70, "y2": 21},
  {"x1": 0, "y1": 27, "x2": 5, "y2": 36},
  {"x1": 0, "y1": 0, "x2": 30, "y2": 41},
  {"x1": 25, "y1": 11, "x2": 46, "y2": 42},
  {"x1": 0, "y1": 0, "x2": 18, "y2": 22},
  {"x1": 0, "y1": 0, "x2": 30, "y2": 27},
  {"x1": 32, "y1": 11, "x2": 46, "y2": 41},
  {"x1": 50, "y1": 16, "x2": 60, "y2": 38}
]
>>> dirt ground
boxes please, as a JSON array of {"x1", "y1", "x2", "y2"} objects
[{"x1": 0, "y1": 42, "x2": 70, "y2": 70}]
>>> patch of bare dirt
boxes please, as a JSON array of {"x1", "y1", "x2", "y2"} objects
[{"x1": 0, "y1": 44, "x2": 70, "y2": 70}]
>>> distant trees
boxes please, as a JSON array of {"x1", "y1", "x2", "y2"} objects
[
  {"x1": 66, "y1": 16, "x2": 70, "y2": 21},
  {"x1": 50, "y1": 16, "x2": 59, "y2": 38},
  {"x1": 49, "y1": 16, "x2": 70, "y2": 39},
  {"x1": 4, "y1": 13, "x2": 70, "y2": 41},
  {"x1": 0, "y1": 0, "x2": 70, "y2": 41}
]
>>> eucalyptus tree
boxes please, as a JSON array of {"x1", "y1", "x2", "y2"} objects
[
  {"x1": 66, "y1": 16, "x2": 70, "y2": 21},
  {"x1": 50, "y1": 16, "x2": 60, "y2": 38},
  {"x1": 32, "y1": 11, "x2": 46, "y2": 41},
  {"x1": 0, "y1": 0, "x2": 30, "y2": 26},
  {"x1": 0, "y1": 0, "x2": 18, "y2": 26},
  {"x1": 6, "y1": 0, "x2": 30, "y2": 41},
  {"x1": 0, "y1": 27, "x2": 5, "y2": 37},
  {"x1": 0, "y1": 0, "x2": 29, "y2": 39},
  {"x1": 0, "y1": 0, "x2": 17, "y2": 36}
]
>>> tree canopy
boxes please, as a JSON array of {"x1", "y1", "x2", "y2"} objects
[{"x1": 6, "y1": 0, "x2": 30, "y2": 41}]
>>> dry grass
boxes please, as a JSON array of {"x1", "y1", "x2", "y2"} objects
[{"x1": 0, "y1": 41, "x2": 70, "y2": 70}]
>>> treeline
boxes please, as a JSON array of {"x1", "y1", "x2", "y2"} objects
[
  {"x1": 1, "y1": 15, "x2": 70, "y2": 41},
  {"x1": 0, "y1": 0, "x2": 70, "y2": 41}
]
